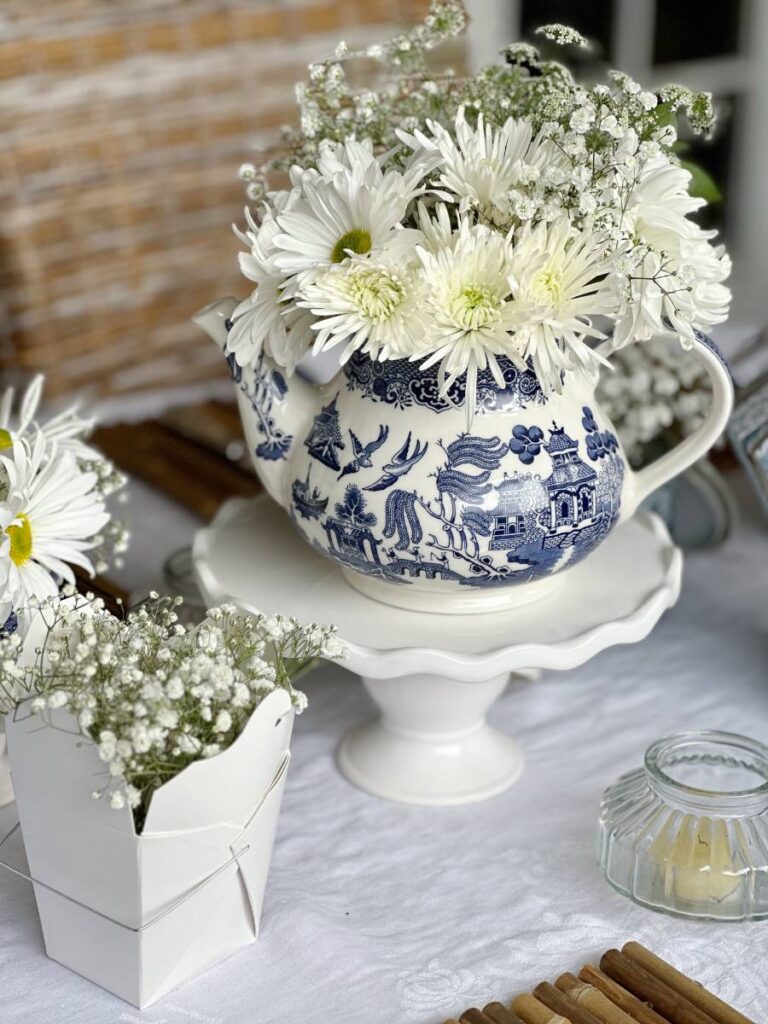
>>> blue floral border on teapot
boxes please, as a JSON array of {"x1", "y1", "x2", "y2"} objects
[{"x1": 343, "y1": 352, "x2": 545, "y2": 414}]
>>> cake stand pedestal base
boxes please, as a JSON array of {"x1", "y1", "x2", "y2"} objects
[
  {"x1": 338, "y1": 672, "x2": 523, "y2": 806},
  {"x1": 194, "y1": 497, "x2": 682, "y2": 806}
]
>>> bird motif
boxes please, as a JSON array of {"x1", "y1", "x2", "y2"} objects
[
  {"x1": 364, "y1": 432, "x2": 429, "y2": 491},
  {"x1": 337, "y1": 425, "x2": 390, "y2": 479}
]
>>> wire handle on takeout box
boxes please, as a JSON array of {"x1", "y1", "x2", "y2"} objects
[{"x1": 0, "y1": 750, "x2": 290, "y2": 933}]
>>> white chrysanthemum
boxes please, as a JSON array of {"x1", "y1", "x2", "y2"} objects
[
  {"x1": 299, "y1": 254, "x2": 428, "y2": 362},
  {"x1": 414, "y1": 200, "x2": 455, "y2": 254},
  {"x1": 272, "y1": 154, "x2": 423, "y2": 277},
  {"x1": 509, "y1": 217, "x2": 617, "y2": 391},
  {"x1": 415, "y1": 218, "x2": 533, "y2": 420},
  {"x1": 0, "y1": 436, "x2": 109, "y2": 614},
  {"x1": 621, "y1": 157, "x2": 705, "y2": 245},
  {"x1": 613, "y1": 237, "x2": 731, "y2": 349},
  {"x1": 400, "y1": 107, "x2": 566, "y2": 225},
  {"x1": 612, "y1": 158, "x2": 731, "y2": 348}
]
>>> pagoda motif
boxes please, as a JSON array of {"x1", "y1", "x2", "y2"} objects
[
  {"x1": 490, "y1": 474, "x2": 548, "y2": 551},
  {"x1": 542, "y1": 425, "x2": 598, "y2": 533}
]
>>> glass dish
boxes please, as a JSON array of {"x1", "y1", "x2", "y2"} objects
[{"x1": 598, "y1": 730, "x2": 768, "y2": 921}]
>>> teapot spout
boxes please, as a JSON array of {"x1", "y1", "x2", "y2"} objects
[
  {"x1": 192, "y1": 296, "x2": 238, "y2": 352},
  {"x1": 193, "y1": 295, "x2": 319, "y2": 510}
]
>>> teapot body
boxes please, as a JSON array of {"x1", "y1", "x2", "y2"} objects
[
  {"x1": 238, "y1": 349, "x2": 627, "y2": 612},
  {"x1": 196, "y1": 297, "x2": 731, "y2": 615}
]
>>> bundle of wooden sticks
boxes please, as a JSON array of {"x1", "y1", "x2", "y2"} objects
[{"x1": 444, "y1": 941, "x2": 754, "y2": 1024}]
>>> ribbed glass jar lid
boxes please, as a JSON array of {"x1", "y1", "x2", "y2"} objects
[{"x1": 598, "y1": 731, "x2": 768, "y2": 921}]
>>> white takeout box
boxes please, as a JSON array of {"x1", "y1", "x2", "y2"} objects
[{"x1": 4, "y1": 688, "x2": 294, "y2": 1007}]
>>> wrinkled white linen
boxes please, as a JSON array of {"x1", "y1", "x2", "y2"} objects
[{"x1": 0, "y1": 477, "x2": 766, "y2": 1023}]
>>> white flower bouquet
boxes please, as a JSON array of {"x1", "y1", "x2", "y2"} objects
[
  {"x1": 0, "y1": 595, "x2": 343, "y2": 1006},
  {"x1": 230, "y1": 5, "x2": 730, "y2": 418},
  {"x1": 0, "y1": 376, "x2": 128, "y2": 630}
]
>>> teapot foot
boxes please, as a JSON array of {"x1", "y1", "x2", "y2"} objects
[{"x1": 339, "y1": 567, "x2": 563, "y2": 614}]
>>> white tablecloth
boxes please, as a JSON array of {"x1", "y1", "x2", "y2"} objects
[{"x1": 1, "y1": 478, "x2": 767, "y2": 1023}]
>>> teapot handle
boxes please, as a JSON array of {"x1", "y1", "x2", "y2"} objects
[{"x1": 615, "y1": 332, "x2": 734, "y2": 523}]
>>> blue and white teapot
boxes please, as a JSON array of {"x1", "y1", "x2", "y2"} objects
[{"x1": 195, "y1": 297, "x2": 732, "y2": 614}]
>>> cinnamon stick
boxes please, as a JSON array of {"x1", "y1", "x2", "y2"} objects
[
  {"x1": 579, "y1": 965, "x2": 669, "y2": 1024},
  {"x1": 512, "y1": 993, "x2": 572, "y2": 1024},
  {"x1": 461, "y1": 1010, "x2": 495, "y2": 1024},
  {"x1": 483, "y1": 1002, "x2": 527, "y2": 1024},
  {"x1": 534, "y1": 983, "x2": 604, "y2": 1024},
  {"x1": 622, "y1": 944, "x2": 756, "y2": 1024},
  {"x1": 555, "y1": 973, "x2": 642, "y2": 1024},
  {"x1": 555, "y1": 975, "x2": 583, "y2": 994},
  {"x1": 600, "y1": 951, "x2": 720, "y2": 1024}
]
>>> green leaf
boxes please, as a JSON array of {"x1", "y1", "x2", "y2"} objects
[{"x1": 679, "y1": 159, "x2": 722, "y2": 203}]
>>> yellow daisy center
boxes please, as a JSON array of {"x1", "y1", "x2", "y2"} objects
[
  {"x1": 451, "y1": 283, "x2": 500, "y2": 330},
  {"x1": 8, "y1": 512, "x2": 33, "y2": 566},
  {"x1": 530, "y1": 266, "x2": 564, "y2": 307},
  {"x1": 346, "y1": 267, "x2": 405, "y2": 321},
  {"x1": 0, "y1": 430, "x2": 12, "y2": 450},
  {"x1": 331, "y1": 229, "x2": 372, "y2": 264}
]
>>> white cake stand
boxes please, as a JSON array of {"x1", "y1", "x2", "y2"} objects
[{"x1": 193, "y1": 497, "x2": 682, "y2": 806}]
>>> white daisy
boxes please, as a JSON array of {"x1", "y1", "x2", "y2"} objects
[
  {"x1": 317, "y1": 136, "x2": 433, "y2": 205},
  {"x1": 509, "y1": 216, "x2": 617, "y2": 391},
  {"x1": 0, "y1": 375, "x2": 98, "y2": 466},
  {"x1": 414, "y1": 218, "x2": 533, "y2": 420},
  {"x1": 315, "y1": 137, "x2": 380, "y2": 180},
  {"x1": 228, "y1": 203, "x2": 315, "y2": 373},
  {"x1": 0, "y1": 533, "x2": 11, "y2": 625},
  {"x1": 0, "y1": 436, "x2": 109, "y2": 613},
  {"x1": 299, "y1": 253, "x2": 428, "y2": 363},
  {"x1": 400, "y1": 107, "x2": 565, "y2": 226},
  {"x1": 272, "y1": 169, "x2": 422, "y2": 278}
]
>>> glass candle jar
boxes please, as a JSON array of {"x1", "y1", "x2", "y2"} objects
[{"x1": 598, "y1": 730, "x2": 768, "y2": 920}]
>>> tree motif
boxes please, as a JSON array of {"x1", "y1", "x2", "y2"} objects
[
  {"x1": 383, "y1": 433, "x2": 506, "y2": 573},
  {"x1": 509, "y1": 424, "x2": 544, "y2": 464},
  {"x1": 582, "y1": 406, "x2": 619, "y2": 461},
  {"x1": 335, "y1": 484, "x2": 376, "y2": 528}
]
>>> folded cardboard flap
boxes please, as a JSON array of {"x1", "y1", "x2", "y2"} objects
[
  {"x1": 4, "y1": 689, "x2": 295, "y2": 1007},
  {"x1": 143, "y1": 689, "x2": 293, "y2": 834}
]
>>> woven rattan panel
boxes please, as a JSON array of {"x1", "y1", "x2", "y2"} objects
[{"x1": 0, "y1": 0, "x2": 431, "y2": 403}]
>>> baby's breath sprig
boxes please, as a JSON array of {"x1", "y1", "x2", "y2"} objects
[
  {"x1": 249, "y1": 0, "x2": 716, "y2": 192},
  {"x1": 535, "y1": 24, "x2": 590, "y2": 49},
  {"x1": 0, "y1": 595, "x2": 344, "y2": 828}
]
